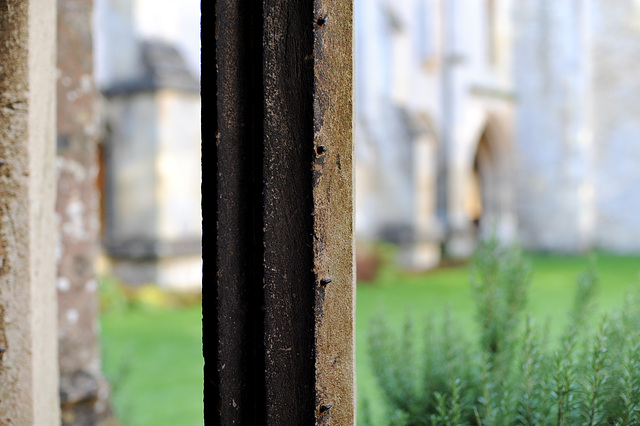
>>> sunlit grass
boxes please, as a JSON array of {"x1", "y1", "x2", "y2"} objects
[
  {"x1": 100, "y1": 279, "x2": 203, "y2": 425},
  {"x1": 96, "y1": 250, "x2": 640, "y2": 425}
]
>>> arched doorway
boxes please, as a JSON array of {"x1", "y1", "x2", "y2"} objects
[{"x1": 466, "y1": 121, "x2": 511, "y2": 241}]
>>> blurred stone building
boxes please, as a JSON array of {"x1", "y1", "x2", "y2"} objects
[
  {"x1": 94, "y1": 0, "x2": 201, "y2": 289},
  {"x1": 514, "y1": 0, "x2": 640, "y2": 253},
  {"x1": 355, "y1": 0, "x2": 640, "y2": 270},
  {"x1": 355, "y1": 0, "x2": 516, "y2": 269}
]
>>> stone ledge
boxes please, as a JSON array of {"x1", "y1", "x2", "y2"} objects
[{"x1": 103, "y1": 237, "x2": 202, "y2": 259}]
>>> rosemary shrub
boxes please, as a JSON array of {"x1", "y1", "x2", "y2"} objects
[{"x1": 366, "y1": 238, "x2": 640, "y2": 425}]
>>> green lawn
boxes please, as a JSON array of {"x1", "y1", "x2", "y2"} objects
[
  {"x1": 97, "y1": 251, "x2": 640, "y2": 425},
  {"x1": 100, "y1": 303, "x2": 203, "y2": 425},
  {"x1": 356, "y1": 250, "x2": 640, "y2": 424}
]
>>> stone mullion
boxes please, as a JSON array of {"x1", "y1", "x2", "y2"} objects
[
  {"x1": 212, "y1": 0, "x2": 354, "y2": 423},
  {"x1": 56, "y1": 0, "x2": 116, "y2": 424}
]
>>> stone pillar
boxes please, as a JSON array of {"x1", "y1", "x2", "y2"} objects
[
  {"x1": 56, "y1": 1, "x2": 117, "y2": 424},
  {"x1": 446, "y1": 157, "x2": 477, "y2": 259},
  {"x1": 400, "y1": 118, "x2": 443, "y2": 270},
  {"x1": 210, "y1": 0, "x2": 354, "y2": 423},
  {"x1": 0, "y1": 1, "x2": 59, "y2": 423}
]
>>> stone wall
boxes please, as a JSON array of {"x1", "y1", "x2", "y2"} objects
[
  {"x1": 591, "y1": 0, "x2": 640, "y2": 252},
  {"x1": 512, "y1": 0, "x2": 594, "y2": 251},
  {"x1": 0, "y1": 1, "x2": 59, "y2": 423},
  {"x1": 511, "y1": 0, "x2": 640, "y2": 253}
]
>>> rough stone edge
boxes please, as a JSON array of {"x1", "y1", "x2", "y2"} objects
[{"x1": 312, "y1": 0, "x2": 355, "y2": 424}]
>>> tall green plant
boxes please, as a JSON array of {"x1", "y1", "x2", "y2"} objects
[
  {"x1": 469, "y1": 237, "x2": 530, "y2": 357},
  {"x1": 368, "y1": 239, "x2": 640, "y2": 425}
]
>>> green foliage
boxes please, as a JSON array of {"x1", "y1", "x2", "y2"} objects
[
  {"x1": 470, "y1": 237, "x2": 530, "y2": 358},
  {"x1": 367, "y1": 237, "x2": 640, "y2": 425}
]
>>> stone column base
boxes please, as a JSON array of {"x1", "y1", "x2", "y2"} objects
[
  {"x1": 108, "y1": 254, "x2": 203, "y2": 290},
  {"x1": 399, "y1": 241, "x2": 441, "y2": 271},
  {"x1": 445, "y1": 228, "x2": 477, "y2": 259},
  {"x1": 61, "y1": 372, "x2": 120, "y2": 426}
]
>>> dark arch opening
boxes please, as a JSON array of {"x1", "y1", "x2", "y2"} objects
[{"x1": 469, "y1": 125, "x2": 498, "y2": 239}]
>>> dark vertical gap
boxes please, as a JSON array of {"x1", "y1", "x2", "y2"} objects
[
  {"x1": 96, "y1": 137, "x2": 107, "y2": 239},
  {"x1": 100, "y1": 125, "x2": 114, "y2": 240},
  {"x1": 203, "y1": 0, "x2": 217, "y2": 424},
  {"x1": 473, "y1": 147, "x2": 482, "y2": 232},
  {"x1": 212, "y1": 0, "x2": 267, "y2": 423},
  {"x1": 301, "y1": 0, "x2": 317, "y2": 417}
]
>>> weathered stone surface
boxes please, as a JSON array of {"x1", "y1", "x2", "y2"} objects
[
  {"x1": 311, "y1": 0, "x2": 355, "y2": 423},
  {"x1": 512, "y1": 0, "x2": 594, "y2": 251},
  {"x1": 56, "y1": 0, "x2": 117, "y2": 424},
  {"x1": 512, "y1": 1, "x2": 640, "y2": 253},
  {"x1": 590, "y1": 0, "x2": 640, "y2": 252},
  {"x1": 0, "y1": 0, "x2": 59, "y2": 423}
]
